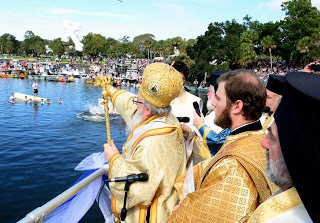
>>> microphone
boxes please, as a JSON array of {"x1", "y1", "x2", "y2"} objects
[
  {"x1": 263, "y1": 106, "x2": 271, "y2": 113},
  {"x1": 193, "y1": 101, "x2": 201, "y2": 116},
  {"x1": 108, "y1": 173, "x2": 148, "y2": 183},
  {"x1": 177, "y1": 117, "x2": 190, "y2": 123}
]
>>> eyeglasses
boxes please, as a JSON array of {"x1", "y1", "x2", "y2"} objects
[{"x1": 132, "y1": 98, "x2": 143, "y2": 104}]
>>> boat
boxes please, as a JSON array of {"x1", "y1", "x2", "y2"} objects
[
  {"x1": 14, "y1": 93, "x2": 47, "y2": 102},
  {"x1": 197, "y1": 85, "x2": 209, "y2": 93},
  {"x1": 86, "y1": 80, "x2": 97, "y2": 85},
  {"x1": 0, "y1": 74, "x2": 14, "y2": 78},
  {"x1": 184, "y1": 85, "x2": 197, "y2": 92}
]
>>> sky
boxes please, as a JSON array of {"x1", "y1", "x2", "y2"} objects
[{"x1": 1, "y1": 0, "x2": 320, "y2": 42}]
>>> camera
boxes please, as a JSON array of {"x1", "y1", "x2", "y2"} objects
[{"x1": 310, "y1": 64, "x2": 320, "y2": 72}]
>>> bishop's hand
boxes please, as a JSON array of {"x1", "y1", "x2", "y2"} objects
[{"x1": 104, "y1": 140, "x2": 119, "y2": 161}]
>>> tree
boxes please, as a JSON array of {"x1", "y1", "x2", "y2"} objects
[
  {"x1": 238, "y1": 43, "x2": 257, "y2": 67},
  {"x1": 0, "y1": 33, "x2": 19, "y2": 54},
  {"x1": 24, "y1": 30, "x2": 35, "y2": 40},
  {"x1": 297, "y1": 36, "x2": 312, "y2": 66},
  {"x1": 133, "y1": 34, "x2": 155, "y2": 49},
  {"x1": 33, "y1": 41, "x2": 45, "y2": 55},
  {"x1": 260, "y1": 35, "x2": 277, "y2": 70},
  {"x1": 280, "y1": 0, "x2": 320, "y2": 61},
  {"x1": 82, "y1": 33, "x2": 108, "y2": 56},
  {"x1": 239, "y1": 30, "x2": 259, "y2": 67},
  {"x1": 49, "y1": 38, "x2": 65, "y2": 57}
]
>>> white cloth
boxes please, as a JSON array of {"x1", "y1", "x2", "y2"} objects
[{"x1": 44, "y1": 152, "x2": 114, "y2": 223}]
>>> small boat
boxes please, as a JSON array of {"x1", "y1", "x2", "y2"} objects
[
  {"x1": 86, "y1": 80, "x2": 97, "y2": 85},
  {"x1": 13, "y1": 75, "x2": 19, "y2": 78},
  {"x1": 0, "y1": 74, "x2": 14, "y2": 78}
]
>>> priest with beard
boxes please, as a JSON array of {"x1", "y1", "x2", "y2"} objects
[
  {"x1": 103, "y1": 63, "x2": 187, "y2": 222},
  {"x1": 192, "y1": 71, "x2": 231, "y2": 159},
  {"x1": 168, "y1": 69, "x2": 278, "y2": 223}
]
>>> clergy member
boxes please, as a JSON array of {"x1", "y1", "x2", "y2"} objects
[
  {"x1": 168, "y1": 69, "x2": 277, "y2": 222},
  {"x1": 248, "y1": 72, "x2": 317, "y2": 222},
  {"x1": 104, "y1": 63, "x2": 186, "y2": 222}
]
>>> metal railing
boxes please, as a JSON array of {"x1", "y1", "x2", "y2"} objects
[{"x1": 17, "y1": 164, "x2": 108, "y2": 223}]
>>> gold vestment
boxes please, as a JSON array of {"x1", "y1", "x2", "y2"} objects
[
  {"x1": 108, "y1": 87, "x2": 187, "y2": 222},
  {"x1": 248, "y1": 187, "x2": 312, "y2": 222},
  {"x1": 168, "y1": 130, "x2": 278, "y2": 223}
]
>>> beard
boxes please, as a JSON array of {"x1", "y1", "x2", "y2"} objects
[
  {"x1": 214, "y1": 106, "x2": 232, "y2": 129},
  {"x1": 126, "y1": 109, "x2": 143, "y2": 132},
  {"x1": 206, "y1": 100, "x2": 214, "y2": 112},
  {"x1": 266, "y1": 150, "x2": 293, "y2": 187}
]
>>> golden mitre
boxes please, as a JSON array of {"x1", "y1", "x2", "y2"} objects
[{"x1": 139, "y1": 63, "x2": 183, "y2": 108}]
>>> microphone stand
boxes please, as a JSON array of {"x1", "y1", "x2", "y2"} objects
[{"x1": 121, "y1": 181, "x2": 132, "y2": 222}]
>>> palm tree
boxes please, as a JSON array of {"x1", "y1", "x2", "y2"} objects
[
  {"x1": 260, "y1": 35, "x2": 277, "y2": 70},
  {"x1": 297, "y1": 36, "x2": 312, "y2": 67}
]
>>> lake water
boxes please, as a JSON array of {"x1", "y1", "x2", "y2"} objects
[{"x1": 0, "y1": 78, "x2": 208, "y2": 223}]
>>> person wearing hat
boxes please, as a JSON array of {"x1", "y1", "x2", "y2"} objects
[
  {"x1": 192, "y1": 71, "x2": 231, "y2": 159},
  {"x1": 260, "y1": 74, "x2": 285, "y2": 131},
  {"x1": 248, "y1": 72, "x2": 316, "y2": 222},
  {"x1": 168, "y1": 69, "x2": 277, "y2": 222},
  {"x1": 103, "y1": 63, "x2": 186, "y2": 222}
]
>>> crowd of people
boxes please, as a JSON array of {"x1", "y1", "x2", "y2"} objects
[{"x1": 99, "y1": 60, "x2": 319, "y2": 222}]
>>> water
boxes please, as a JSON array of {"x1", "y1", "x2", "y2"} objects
[
  {"x1": 0, "y1": 79, "x2": 208, "y2": 223},
  {"x1": 0, "y1": 78, "x2": 133, "y2": 223}
]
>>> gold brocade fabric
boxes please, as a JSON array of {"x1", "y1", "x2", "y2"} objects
[
  {"x1": 248, "y1": 187, "x2": 303, "y2": 223},
  {"x1": 168, "y1": 131, "x2": 278, "y2": 223},
  {"x1": 262, "y1": 113, "x2": 274, "y2": 132},
  {"x1": 109, "y1": 89, "x2": 187, "y2": 223},
  {"x1": 139, "y1": 63, "x2": 183, "y2": 108}
]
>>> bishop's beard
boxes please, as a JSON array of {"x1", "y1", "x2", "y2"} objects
[{"x1": 126, "y1": 109, "x2": 143, "y2": 132}]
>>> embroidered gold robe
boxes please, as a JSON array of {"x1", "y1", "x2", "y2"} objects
[
  {"x1": 168, "y1": 130, "x2": 278, "y2": 223},
  {"x1": 108, "y1": 87, "x2": 187, "y2": 223},
  {"x1": 248, "y1": 187, "x2": 312, "y2": 223}
]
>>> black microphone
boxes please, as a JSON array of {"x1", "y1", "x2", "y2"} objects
[
  {"x1": 264, "y1": 106, "x2": 271, "y2": 113},
  {"x1": 108, "y1": 173, "x2": 149, "y2": 183},
  {"x1": 193, "y1": 101, "x2": 201, "y2": 116},
  {"x1": 177, "y1": 117, "x2": 190, "y2": 123}
]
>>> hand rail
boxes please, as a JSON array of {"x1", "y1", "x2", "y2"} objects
[{"x1": 17, "y1": 164, "x2": 109, "y2": 223}]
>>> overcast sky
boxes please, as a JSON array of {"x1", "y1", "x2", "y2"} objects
[{"x1": 1, "y1": 0, "x2": 320, "y2": 41}]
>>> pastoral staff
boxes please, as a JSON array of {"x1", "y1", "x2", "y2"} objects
[{"x1": 103, "y1": 63, "x2": 186, "y2": 222}]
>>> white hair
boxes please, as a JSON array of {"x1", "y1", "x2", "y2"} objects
[{"x1": 142, "y1": 99, "x2": 171, "y2": 116}]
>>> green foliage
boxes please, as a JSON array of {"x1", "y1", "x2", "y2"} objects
[
  {"x1": 238, "y1": 43, "x2": 257, "y2": 67},
  {"x1": 49, "y1": 38, "x2": 65, "y2": 57},
  {"x1": 280, "y1": 0, "x2": 320, "y2": 60},
  {"x1": 1, "y1": 0, "x2": 320, "y2": 70},
  {"x1": 0, "y1": 33, "x2": 19, "y2": 54}
]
